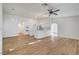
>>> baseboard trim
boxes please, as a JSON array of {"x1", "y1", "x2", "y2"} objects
[
  {"x1": 3, "y1": 35, "x2": 79, "y2": 40},
  {"x1": 3, "y1": 34, "x2": 31, "y2": 39},
  {"x1": 58, "y1": 36, "x2": 79, "y2": 40},
  {"x1": 3, "y1": 36, "x2": 18, "y2": 39}
]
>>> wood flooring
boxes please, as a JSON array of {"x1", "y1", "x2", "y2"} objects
[{"x1": 3, "y1": 35, "x2": 79, "y2": 55}]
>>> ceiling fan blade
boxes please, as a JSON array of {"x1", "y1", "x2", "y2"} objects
[
  {"x1": 48, "y1": 9, "x2": 53, "y2": 12},
  {"x1": 53, "y1": 13, "x2": 58, "y2": 15},
  {"x1": 53, "y1": 9, "x2": 60, "y2": 12}
]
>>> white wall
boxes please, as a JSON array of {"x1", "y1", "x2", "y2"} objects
[
  {"x1": 53, "y1": 15, "x2": 79, "y2": 39},
  {"x1": 0, "y1": 3, "x2": 2, "y2": 54},
  {"x1": 3, "y1": 14, "x2": 37, "y2": 37},
  {"x1": 3, "y1": 13, "x2": 51, "y2": 38},
  {"x1": 3, "y1": 14, "x2": 20, "y2": 37},
  {"x1": 3, "y1": 12, "x2": 79, "y2": 40}
]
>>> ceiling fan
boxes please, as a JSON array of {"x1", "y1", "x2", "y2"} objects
[{"x1": 41, "y1": 3, "x2": 60, "y2": 16}]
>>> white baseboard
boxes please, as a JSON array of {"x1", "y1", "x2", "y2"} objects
[{"x1": 59, "y1": 35, "x2": 79, "y2": 40}]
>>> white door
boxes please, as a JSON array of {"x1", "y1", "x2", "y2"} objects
[{"x1": 51, "y1": 23, "x2": 58, "y2": 36}]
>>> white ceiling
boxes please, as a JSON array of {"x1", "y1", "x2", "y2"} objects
[{"x1": 3, "y1": 3, "x2": 79, "y2": 19}]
